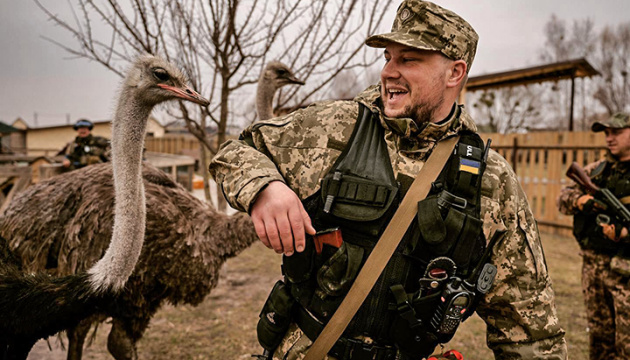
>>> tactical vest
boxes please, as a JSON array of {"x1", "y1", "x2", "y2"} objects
[
  {"x1": 574, "y1": 160, "x2": 630, "y2": 255},
  {"x1": 280, "y1": 105, "x2": 492, "y2": 359}
]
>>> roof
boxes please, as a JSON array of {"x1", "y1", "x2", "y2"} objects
[
  {"x1": 12, "y1": 116, "x2": 165, "y2": 131},
  {"x1": 0, "y1": 122, "x2": 21, "y2": 134},
  {"x1": 466, "y1": 58, "x2": 600, "y2": 92},
  {"x1": 11, "y1": 118, "x2": 111, "y2": 130}
]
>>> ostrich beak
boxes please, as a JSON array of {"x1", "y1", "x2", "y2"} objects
[
  {"x1": 287, "y1": 76, "x2": 305, "y2": 86},
  {"x1": 157, "y1": 84, "x2": 210, "y2": 106}
]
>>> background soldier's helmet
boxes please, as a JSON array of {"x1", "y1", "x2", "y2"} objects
[
  {"x1": 591, "y1": 112, "x2": 630, "y2": 132},
  {"x1": 365, "y1": 0, "x2": 478, "y2": 73},
  {"x1": 73, "y1": 119, "x2": 94, "y2": 130}
]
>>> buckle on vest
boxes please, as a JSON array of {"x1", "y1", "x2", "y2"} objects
[
  {"x1": 345, "y1": 338, "x2": 396, "y2": 360},
  {"x1": 437, "y1": 190, "x2": 467, "y2": 211}
]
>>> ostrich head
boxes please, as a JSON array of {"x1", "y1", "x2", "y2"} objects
[
  {"x1": 259, "y1": 61, "x2": 305, "y2": 90},
  {"x1": 257, "y1": 61, "x2": 304, "y2": 120},
  {"x1": 88, "y1": 54, "x2": 209, "y2": 292},
  {"x1": 124, "y1": 55, "x2": 210, "y2": 107}
]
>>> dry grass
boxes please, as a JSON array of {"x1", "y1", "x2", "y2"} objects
[{"x1": 30, "y1": 233, "x2": 588, "y2": 360}]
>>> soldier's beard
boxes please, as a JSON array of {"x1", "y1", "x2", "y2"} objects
[{"x1": 404, "y1": 97, "x2": 444, "y2": 127}]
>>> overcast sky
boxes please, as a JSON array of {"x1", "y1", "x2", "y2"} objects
[{"x1": 1, "y1": 0, "x2": 629, "y2": 127}]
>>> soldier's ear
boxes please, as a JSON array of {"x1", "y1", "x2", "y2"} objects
[{"x1": 446, "y1": 60, "x2": 467, "y2": 89}]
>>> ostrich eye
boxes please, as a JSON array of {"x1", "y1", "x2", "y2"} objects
[
  {"x1": 153, "y1": 68, "x2": 170, "y2": 82},
  {"x1": 276, "y1": 69, "x2": 287, "y2": 76}
]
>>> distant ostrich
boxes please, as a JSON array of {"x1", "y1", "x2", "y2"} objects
[
  {"x1": 256, "y1": 61, "x2": 304, "y2": 120},
  {"x1": 0, "y1": 54, "x2": 209, "y2": 360}
]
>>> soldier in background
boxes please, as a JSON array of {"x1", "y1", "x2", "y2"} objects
[
  {"x1": 61, "y1": 119, "x2": 110, "y2": 171},
  {"x1": 558, "y1": 112, "x2": 630, "y2": 360}
]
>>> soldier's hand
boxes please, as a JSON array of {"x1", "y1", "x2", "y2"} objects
[
  {"x1": 576, "y1": 194, "x2": 594, "y2": 211},
  {"x1": 577, "y1": 194, "x2": 605, "y2": 213},
  {"x1": 62, "y1": 158, "x2": 71, "y2": 168},
  {"x1": 600, "y1": 222, "x2": 629, "y2": 242},
  {"x1": 250, "y1": 181, "x2": 316, "y2": 256}
]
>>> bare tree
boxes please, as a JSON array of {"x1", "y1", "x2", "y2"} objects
[
  {"x1": 592, "y1": 23, "x2": 630, "y2": 115},
  {"x1": 35, "y1": 0, "x2": 394, "y2": 211},
  {"x1": 471, "y1": 86, "x2": 542, "y2": 134},
  {"x1": 539, "y1": 16, "x2": 630, "y2": 125}
]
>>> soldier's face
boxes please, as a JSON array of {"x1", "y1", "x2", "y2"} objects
[
  {"x1": 76, "y1": 127, "x2": 91, "y2": 137},
  {"x1": 380, "y1": 43, "x2": 449, "y2": 124},
  {"x1": 604, "y1": 127, "x2": 630, "y2": 161}
]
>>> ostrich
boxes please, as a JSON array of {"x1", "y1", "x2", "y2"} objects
[
  {"x1": 0, "y1": 54, "x2": 209, "y2": 360},
  {"x1": 256, "y1": 61, "x2": 304, "y2": 120},
  {"x1": 0, "y1": 60, "x2": 302, "y2": 360}
]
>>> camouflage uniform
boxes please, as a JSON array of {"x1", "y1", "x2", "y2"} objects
[
  {"x1": 63, "y1": 134, "x2": 111, "y2": 170},
  {"x1": 210, "y1": 86, "x2": 567, "y2": 359},
  {"x1": 557, "y1": 113, "x2": 630, "y2": 360}
]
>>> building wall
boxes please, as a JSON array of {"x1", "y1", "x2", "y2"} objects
[
  {"x1": 26, "y1": 123, "x2": 112, "y2": 156},
  {"x1": 12, "y1": 117, "x2": 164, "y2": 156}
]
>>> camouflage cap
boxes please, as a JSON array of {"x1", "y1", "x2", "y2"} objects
[
  {"x1": 592, "y1": 112, "x2": 630, "y2": 132},
  {"x1": 365, "y1": 0, "x2": 478, "y2": 72}
]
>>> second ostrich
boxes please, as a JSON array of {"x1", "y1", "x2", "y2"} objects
[
  {"x1": 256, "y1": 61, "x2": 304, "y2": 120},
  {"x1": 0, "y1": 54, "x2": 209, "y2": 360}
]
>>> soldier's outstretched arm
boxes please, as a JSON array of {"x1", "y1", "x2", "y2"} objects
[{"x1": 209, "y1": 130, "x2": 316, "y2": 256}]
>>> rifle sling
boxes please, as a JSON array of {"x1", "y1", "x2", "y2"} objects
[{"x1": 303, "y1": 135, "x2": 460, "y2": 360}]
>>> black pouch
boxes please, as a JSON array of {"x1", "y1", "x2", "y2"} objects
[
  {"x1": 309, "y1": 242, "x2": 364, "y2": 318},
  {"x1": 257, "y1": 280, "x2": 296, "y2": 351},
  {"x1": 388, "y1": 291, "x2": 441, "y2": 359}
]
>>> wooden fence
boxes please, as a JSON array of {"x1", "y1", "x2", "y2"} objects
[
  {"x1": 146, "y1": 131, "x2": 609, "y2": 235},
  {"x1": 479, "y1": 131, "x2": 607, "y2": 236},
  {"x1": 145, "y1": 135, "x2": 200, "y2": 158}
]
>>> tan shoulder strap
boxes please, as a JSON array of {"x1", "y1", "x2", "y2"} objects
[{"x1": 303, "y1": 135, "x2": 460, "y2": 360}]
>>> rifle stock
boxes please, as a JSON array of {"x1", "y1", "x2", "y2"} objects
[{"x1": 566, "y1": 162, "x2": 599, "y2": 194}]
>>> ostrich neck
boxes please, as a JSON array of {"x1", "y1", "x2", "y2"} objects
[
  {"x1": 256, "y1": 79, "x2": 276, "y2": 121},
  {"x1": 88, "y1": 92, "x2": 149, "y2": 292}
]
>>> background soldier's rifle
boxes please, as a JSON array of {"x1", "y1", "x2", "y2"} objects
[{"x1": 566, "y1": 161, "x2": 630, "y2": 228}]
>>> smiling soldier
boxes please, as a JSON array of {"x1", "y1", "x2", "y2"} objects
[{"x1": 211, "y1": 1, "x2": 567, "y2": 359}]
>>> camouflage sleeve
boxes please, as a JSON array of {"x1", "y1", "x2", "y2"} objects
[
  {"x1": 209, "y1": 100, "x2": 358, "y2": 212},
  {"x1": 556, "y1": 159, "x2": 605, "y2": 215},
  {"x1": 477, "y1": 150, "x2": 567, "y2": 359},
  {"x1": 209, "y1": 134, "x2": 287, "y2": 213}
]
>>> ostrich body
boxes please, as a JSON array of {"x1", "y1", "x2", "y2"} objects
[
  {"x1": 0, "y1": 54, "x2": 209, "y2": 360},
  {"x1": 2, "y1": 163, "x2": 258, "y2": 360},
  {"x1": 256, "y1": 61, "x2": 304, "y2": 120}
]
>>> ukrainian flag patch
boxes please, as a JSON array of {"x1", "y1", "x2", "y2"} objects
[{"x1": 459, "y1": 158, "x2": 480, "y2": 175}]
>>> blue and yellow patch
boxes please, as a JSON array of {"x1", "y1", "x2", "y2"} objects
[{"x1": 459, "y1": 158, "x2": 480, "y2": 175}]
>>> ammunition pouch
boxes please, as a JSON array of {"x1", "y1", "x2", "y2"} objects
[
  {"x1": 416, "y1": 191, "x2": 484, "y2": 270},
  {"x1": 257, "y1": 280, "x2": 296, "y2": 352},
  {"x1": 284, "y1": 237, "x2": 365, "y2": 320}
]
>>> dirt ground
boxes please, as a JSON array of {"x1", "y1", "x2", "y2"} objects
[{"x1": 26, "y1": 233, "x2": 588, "y2": 360}]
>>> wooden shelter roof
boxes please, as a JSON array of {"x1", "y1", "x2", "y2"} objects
[{"x1": 466, "y1": 58, "x2": 599, "y2": 92}]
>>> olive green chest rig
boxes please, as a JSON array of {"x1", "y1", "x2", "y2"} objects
[
  {"x1": 574, "y1": 160, "x2": 630, "y2": 254},
  {"x1": 277, "y1": 105, "x2": 493, "y2": 359}
]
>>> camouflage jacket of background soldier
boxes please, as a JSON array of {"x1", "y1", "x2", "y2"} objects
[
  {"x1": 63, "y1": 134, "x2": 111, "y2": 170},
  {"x1": 210, "y1": 85, "x2": 568, "y2": 359}
]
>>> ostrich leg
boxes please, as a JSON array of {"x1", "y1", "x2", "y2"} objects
[
  {"x1": 107, "y1": 319, "x2": 137, "y2": 360},
  {"x1": 66, "y1": 318, "x2": 93, "y2": 360}
]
